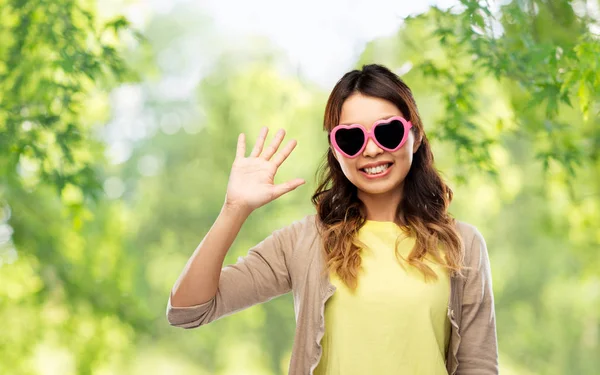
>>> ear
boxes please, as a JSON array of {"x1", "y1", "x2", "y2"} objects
[{"x1": 412, "y1": 131, "x2": 423, "y2": 154}]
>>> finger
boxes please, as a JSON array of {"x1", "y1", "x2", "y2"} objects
[
  {"x1": 261, "y1": 129, "x2": 286, "y2": 161},
  {"x1": 236, "y1": 133, "x2": 246, "y2": 159},
  {"x1": 250, "y1": 127, "x2": 269, "y2": 158},
  {"x1": 271, "y1": 178, "x2": 305, "y2": 200},
  {"x1": 271, "y1": 139, "x2": 297, "y2": 168}
]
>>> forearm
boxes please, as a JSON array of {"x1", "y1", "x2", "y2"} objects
[{"x1": 170, "y1": 204, "x2": 251, "y2": 307}]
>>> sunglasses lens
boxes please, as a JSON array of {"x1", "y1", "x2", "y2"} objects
[
  {"x1": 335, "y1": 128, "x2": 365, "y2": 156},
  {"x1": 374, "y1": 119, "x2": 405, "y2": 150}
]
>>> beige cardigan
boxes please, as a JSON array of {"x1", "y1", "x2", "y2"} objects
[{"x1": 166, "y1": 215, "x2": 499, "y2": 374}]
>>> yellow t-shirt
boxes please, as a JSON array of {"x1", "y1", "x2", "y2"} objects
[{"x1": 314, "y1": 220, "x2": 451, "y2": 375}]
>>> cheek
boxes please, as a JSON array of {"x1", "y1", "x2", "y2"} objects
[
  {"x1": 338, "y1": 159, "x2": 356, "y2": 177},
  {"x1": 333, "y1": 150, "x2": 359, "y2": 179},
  {"x1": 392, "y1": 148, "x2": 414, "y2": 170},
  {"x1": 397, "y1": 137, "x2": 416, "y2": 164}
]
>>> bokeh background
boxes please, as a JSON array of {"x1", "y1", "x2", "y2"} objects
[{"x1": 1, "y1": 0, "x2": 599, "y2": 374}]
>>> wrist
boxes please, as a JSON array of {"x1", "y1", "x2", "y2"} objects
[{"x1": 221, "y1": 201, "x2": 252, "y2": 220}]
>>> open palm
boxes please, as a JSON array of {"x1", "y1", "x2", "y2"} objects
[{"x1": 225, "y1": 127, "x2": 305, "y2": 213}]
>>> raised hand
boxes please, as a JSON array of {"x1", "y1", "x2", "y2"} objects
[{"x1": 224, "y1": 127, "x2": 305, "y2": 214}]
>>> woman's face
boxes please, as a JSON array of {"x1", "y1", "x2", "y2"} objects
[{"x1": 333, "y1": 93, "x2": 420, "y2": 197}]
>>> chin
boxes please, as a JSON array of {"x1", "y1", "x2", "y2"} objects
[{"x1": 356, "y1": 181, "x2": 401, "y2": 196}]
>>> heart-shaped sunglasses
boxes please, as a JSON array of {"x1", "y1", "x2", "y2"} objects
[{"x1": 329, "y1": 116, "x2": 413, "y2": 158}]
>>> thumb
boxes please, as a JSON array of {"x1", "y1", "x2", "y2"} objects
[{"x1": 271, "y1": 178, "x2": 305, "y2": 200}]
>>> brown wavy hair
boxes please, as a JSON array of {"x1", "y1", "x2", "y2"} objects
[{"x1": 311, "y1": 64, "x2": 464, "y2": 290}]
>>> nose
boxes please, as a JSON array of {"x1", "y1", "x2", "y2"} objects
[{"x1": 362, "y1": 137, "x2": 383, "y2": 158}]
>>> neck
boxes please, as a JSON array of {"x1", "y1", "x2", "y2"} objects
[{"x1": 357, "y1": 187, "x2": 403, "y2": 223}]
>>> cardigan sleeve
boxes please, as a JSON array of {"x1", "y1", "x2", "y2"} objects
[{"x1": 165, "y1": 217, "x2": 307, "y2": 328}]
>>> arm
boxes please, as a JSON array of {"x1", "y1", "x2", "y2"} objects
[
  {"x1": 166, "y1": 127, "x2": 305, "y2": 328},
  {"x1": 457, "y1": 228, "x2": 499, "y2": 374},
  {"x1": 169, "y1": 204, "x2": 251, "y2": 308},
  {"x1": 166, "y1": 216, "x2": 300, "y2": 328}
]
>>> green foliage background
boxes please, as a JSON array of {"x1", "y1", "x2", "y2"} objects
[{"x1": 1, "y1": 0, "x2": 598, "y2": 374}]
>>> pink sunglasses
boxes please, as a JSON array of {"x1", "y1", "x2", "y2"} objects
[{"x1": 329, "y1": 116, "x2": 413, "y2": 158}]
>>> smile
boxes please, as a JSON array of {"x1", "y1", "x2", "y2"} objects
[{"x1": 359, "y1": 163, "x2": 393, "y2": 178}]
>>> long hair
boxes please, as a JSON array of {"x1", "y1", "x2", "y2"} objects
[{"x1": 311, "y1": 64, "x2": 464, "y2": 290}]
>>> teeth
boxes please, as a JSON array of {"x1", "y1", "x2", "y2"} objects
[{"x1": 364, "y1": 164, "x2": 389, "y2": 175}]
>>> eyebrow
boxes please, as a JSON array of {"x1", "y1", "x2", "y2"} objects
[{"x1": 339, "y1": 114, "x2": 398, "y2": 125}]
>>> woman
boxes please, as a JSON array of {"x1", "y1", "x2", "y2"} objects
[{"x1": 167, "y1": 64, "x2": 498, "y2": 374}]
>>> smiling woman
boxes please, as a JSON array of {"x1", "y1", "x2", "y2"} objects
[
  {"x1": 167, "y1": 64, "x2": 498, "y2": 375},
  {"x1": 310, "y1": 65, "x2": 498, "y2": 374}
]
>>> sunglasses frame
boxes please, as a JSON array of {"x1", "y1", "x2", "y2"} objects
[{"x1": 329, "y1": 116, "x2": 413, "y2": 159}]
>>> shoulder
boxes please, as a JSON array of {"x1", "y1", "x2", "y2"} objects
[
  {"x1": 454, "y1": 220, "x2": 489, "y2": 269},
  {"x1": 277, "y1": 214, "x2": 319, "y2": 234},
  {"x1": 268, "y1": 214, "x2": 321, "y2": 268},
  {"x1": 454, "y1": 220, "x2": 484, "y2": 245},
  {"x1": 272, "y1": 214, "x2": 320, "y2": 247}
]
